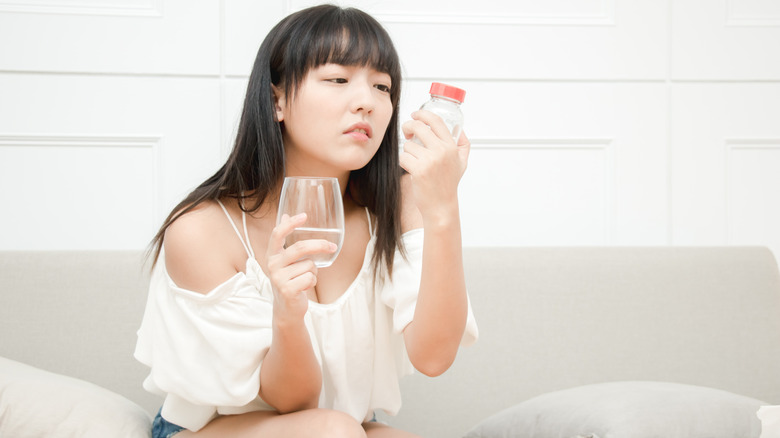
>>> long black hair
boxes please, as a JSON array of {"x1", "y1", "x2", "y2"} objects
[{"x1": 149, "y1": 4, "x2": 404, "y2": 276}]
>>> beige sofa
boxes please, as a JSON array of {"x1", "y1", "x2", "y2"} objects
[{"x1": 2, "y1": 247, "x2": 780, "y2": 437}]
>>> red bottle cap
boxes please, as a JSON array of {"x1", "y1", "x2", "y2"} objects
[{"x1": 429, "y1": 82, "x2": 466, "y2": 103}]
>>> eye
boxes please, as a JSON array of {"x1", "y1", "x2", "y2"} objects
[
  {"x1": 327, "y1": 78, "x2": 348, "y2": 84},
  {"x1": 375, "y1": 84, "x2": 391, "y2": 93}
]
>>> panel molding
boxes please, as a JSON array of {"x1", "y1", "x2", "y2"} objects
[
  {"x1": 726, "y1": 138, "x2": 780, "y2": 150},
  {"x1": 0, "y1": 134, "x2": 162, "y2": 148},
  {"x1": 470, "y1": 137, "x2": 613, "y2": 149},
  {"x1": 725, "y1": 0, "x2": 780, "y2": 27},
  {"x1": 0, "y1": 0, "x2": 163, "y2": 17},
  {"x1": 287, "y1": 0, "x2": 615, "y2": 26},
  {"x1": 470, "y1": 137, "x2": 616, "y2": 244},
  {"x1": 0, "y1": 133, "x2": 164, "y2": 228},
  {"x1": 373, "y1": 11, "x2": 615, "y2": 26},
  {"x1": 724, "y1": 138, "x2": 780, "y2": 244}
]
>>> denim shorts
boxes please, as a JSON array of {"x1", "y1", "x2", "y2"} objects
[
  {"x1": 152, "y1": 408, "x2": 185, "y2": 438},
  {"x1": 151, "y1": 407, "x2": 377, "y2": 436}
]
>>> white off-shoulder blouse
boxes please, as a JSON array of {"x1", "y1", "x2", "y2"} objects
[{"x1": 134, "y1": 206, "x2": 478, "y2": 432}]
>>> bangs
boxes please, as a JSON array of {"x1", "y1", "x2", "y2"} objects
[
  {"x1": 309, "y1": 20, "x2": 394, "y2": 74},
  {"x1": 277, "y1": 6, "x2": 401, "y2": 101}
]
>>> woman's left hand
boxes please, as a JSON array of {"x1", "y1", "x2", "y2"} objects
[{"x1": 400, "y1": 110, "x2": 471, "y2": 222}]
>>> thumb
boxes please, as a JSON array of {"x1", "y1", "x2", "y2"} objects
[{"x1": 457, "y1": 131, "x2": 471, "y2": 168}]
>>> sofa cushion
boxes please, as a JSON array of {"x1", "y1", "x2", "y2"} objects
[
  {"x1": 0, "y1": 356, "x2": 152, "y2": 438},
  {"x1": 463, "y1": 381, "x2": 765, "y2": 438}
]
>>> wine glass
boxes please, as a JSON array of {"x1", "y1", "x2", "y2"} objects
[{"x1": 276, "y1": 176, "x2": 345, "y2": 268}]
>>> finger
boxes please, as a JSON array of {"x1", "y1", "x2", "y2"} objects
[
  {"x1": 281, "y1": 239, "x2": 338, "y2": 265},
  {"x1": 285, "y1": 272, "x2": 317, "y2": 294},
  {"x1": 402, "y1": 116, "x2": 443, "y2": 144},
  {"x1": 399, "y1": 150, "x2": 417, "y2": 175},
  {"x1": 276, "y1": 261, "x2": 318, "y2": 292},
  {"x1": 412, "y1": 110, "x2": 454, "y2": 144},
  {"x1": 402, "y1": 119, "x2": 442, "y2": 149},
  {"x1": 402, "y1": 138, "x2": 427, "y2": 159},
  {"x1": 457, "y1": 130, "x2": 471, "y2": 165},
  {"x1": 457, "y1": 129, "x2": 471, "y2": 148},
  {"x1": 268, "y1": 251, "x2": 318, "y2": 295},
  {"x1": 401, "y1": 119, "x2": 424, "y2": 140},
  {"x1": 285, "y1": 258, "x2": 318, "y2": 279},
  {"x1": 400, "y1": 138, "x2": 431, "y2": 175},
  {"x1": 269, "y1": 213, "x2": 307, "y2": 253}
]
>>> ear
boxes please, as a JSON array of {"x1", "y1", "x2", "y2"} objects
[{"x1": 271, "y1": 84, "x2": 285, "y2": 122}]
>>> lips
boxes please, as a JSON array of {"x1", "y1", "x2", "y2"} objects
[{"x1": 344, "y1": 122, "x2": 372, "y2": 140}]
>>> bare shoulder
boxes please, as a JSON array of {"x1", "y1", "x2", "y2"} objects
[
  {"x1": 164, "y1": 201, "x2": 243, "y2": 294},
  {"x1": 399, "y1": 173, "x2": 423, "y2": 233}
]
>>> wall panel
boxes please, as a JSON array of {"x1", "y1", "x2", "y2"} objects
[
  {"x1": 671, "y1": 84, "x2": 780, "y2": 258},
  {"x1": 0, "y1": 0, "x2": 220, "y2": 75},
  {"x1": 1, "y1": 0, "x2": 779, "y2": 256},
  {"x1": 0, "y1": 73, "x2": 221, "y2": 250},
  {"x1": 727, "y1": 142, "x2": 780, "y2": 249},
  {"x1": 222, "y1": 77, "x2": 250, "y2": 160},
  {"x1": 462, "y1": 141, "x2": 613, "y2": 246},
  {"x1": 400, "y1": 80, "x2": 668, "y2": 246},
  {"x1": 0, "y1": 135, "x2": 158, "y2": 249},
  {"x1": 224, "y1": 1, "x2": 287, "y2": 76},
  {"x1": 273, "y1": 0, "x2": 668, "y2": 80},
  {"x1": 672, "y1": 0, "x2": 780, "y2": 79}
]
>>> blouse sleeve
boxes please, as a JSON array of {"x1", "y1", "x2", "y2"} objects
[
  {"x1": 379, "y1": 229, "x2": 479, "y2": 346},
  {"x1": 134, "y1": 260, "x2": 274, "y2": 409}
]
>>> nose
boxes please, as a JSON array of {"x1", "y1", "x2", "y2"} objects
[{"x1": 349, "y1": 79, "x2": 375, "y2": 114}]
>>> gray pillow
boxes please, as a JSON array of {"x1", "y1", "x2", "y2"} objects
[
  {"x1": 0, "y1": 356, "x2": 152, "y2": 438},
  {"x1": 463, "y1": 381, "x2": 766, "y2": 438}
]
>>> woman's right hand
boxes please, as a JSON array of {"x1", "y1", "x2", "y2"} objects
[
  {"x1": 260, "y1": 213, "x2": 329, "y2": 412},
  {"x1": 265, "y1": 213, "x2": 336, "y2": 323}
]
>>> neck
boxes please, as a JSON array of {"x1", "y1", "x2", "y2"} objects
[{"x1": 283, "y1": 166, "x2": 351, "y2": 198}]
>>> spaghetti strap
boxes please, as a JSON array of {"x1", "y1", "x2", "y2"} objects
[
  {"x1": 364, "y1": 208, "x2": 375, "y2": 238},
  {"x1": 216, "y1": 200, "x2": 254, "y2": 259},
  {"x1": 241, "y1": 207, "x2": 257, "y2": 258}
]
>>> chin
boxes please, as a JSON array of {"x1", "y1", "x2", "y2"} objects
[{"x1": 340, "y1": 152, "x2": 377, "y2": 172}]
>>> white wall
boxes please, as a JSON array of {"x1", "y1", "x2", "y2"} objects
[{"x1": 1, "y1": 0, "x2": 779, "y2": 257}]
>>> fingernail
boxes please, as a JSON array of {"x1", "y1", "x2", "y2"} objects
[{"x1": 329, "y1": 243, "x2": 337, "y2": 251}]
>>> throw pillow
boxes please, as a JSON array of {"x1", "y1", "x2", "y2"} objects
[
  {"x1": 0, "y1": 356, "x2": 152, "y2": 438},
  {"x1": 463, "y1": 381, "x2": 765, "y2": 438}
]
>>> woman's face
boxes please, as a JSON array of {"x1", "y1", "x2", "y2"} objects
[{"x1": 276, "y1": 63, "x2": 394, "y2": 177}]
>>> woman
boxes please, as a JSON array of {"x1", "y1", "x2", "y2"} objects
[{"x1": 135, "y1": 5, "x2": 478, "y2": 437}]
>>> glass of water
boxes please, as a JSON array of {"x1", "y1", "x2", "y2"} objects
[{"x1": 276, "y1": 176, "x2": 345, "y2": 268}]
